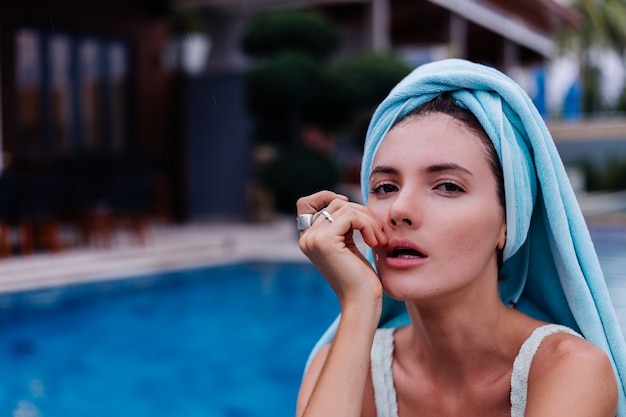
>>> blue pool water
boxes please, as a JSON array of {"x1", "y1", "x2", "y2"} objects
[
  {"x1": 0, "y1": 228, "x2": 624, "y2": 417},
  {"x1": 0, "y1": 262, "x2": 338, "y2": 417}
]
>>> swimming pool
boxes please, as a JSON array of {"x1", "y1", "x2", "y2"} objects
[
  {"x1": 0, "y1": 262, "x2": 338, "y2": 417},
  {"x1": 0, "y1": 228, "x2": 624, "y2": 417}
]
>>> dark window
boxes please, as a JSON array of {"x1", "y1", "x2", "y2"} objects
[{"x1": 15, "y1": 28, "x2": 129, "y2": 155}]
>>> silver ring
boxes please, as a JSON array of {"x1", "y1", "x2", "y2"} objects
[
  {"x1": 321, "y1": 210, "x2": 334, "y2": 223},
  {"x1": 296, "y1": 214, "x2": 314, "y2": 231}
]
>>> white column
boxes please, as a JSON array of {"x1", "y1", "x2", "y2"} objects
[
  {"x1": 449, "y1": 13, "x2": 467, "y2": 59},
  {"x1": 371, "y1": 0, "x2": 390, "y2": 50},
  {"x1": 503, "y1": 38, "x2": 520, "y2": 73}
]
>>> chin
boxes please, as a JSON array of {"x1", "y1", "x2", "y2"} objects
[
  {"x1": 379, "y1": 269, "x2": 448, "y2": 303},
  {"x1": 379, "y1": 273, "x2": 421, "y2": 300}
]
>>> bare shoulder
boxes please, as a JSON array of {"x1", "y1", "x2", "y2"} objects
[{"x1": 525, "y1": 331, "x2": 618, "y2": 417}]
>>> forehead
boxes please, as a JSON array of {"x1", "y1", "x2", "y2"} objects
[{"x1": 372, "y1": 113, "x2": 490, "y2": 166}]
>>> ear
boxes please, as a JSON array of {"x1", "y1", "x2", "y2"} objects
[{"x1": 497, "y1": 224, "x2": 507, "y2": 251}]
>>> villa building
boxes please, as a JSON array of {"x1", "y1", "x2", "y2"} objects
[{"x1": 0, "y1": 0, "x2": 582, "y2": 253}]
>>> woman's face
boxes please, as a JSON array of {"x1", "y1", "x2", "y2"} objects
[{"x1": 368, "y1": 113, "x2": 506, "y2": 303}]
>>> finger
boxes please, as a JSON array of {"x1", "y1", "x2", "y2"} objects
[
  {"x1": 352, "y1": 212, "x2": 387, "y2": 248},
  {"x1": 308, "y1": 209, "x2": 337, "y2": 233},
  {"x1": 322, "y1": 203, "x2": 387, "y2": 247},
  {"x1": 296, "y1": 190, "x2": 348, "y2": 214},
  {"x1": 352, "y1": 206, "x2": 388, "y2": 247}
]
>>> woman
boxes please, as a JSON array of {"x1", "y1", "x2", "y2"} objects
[{"x1": 294, "y1": 59, "x2": 626, "y2": 416}]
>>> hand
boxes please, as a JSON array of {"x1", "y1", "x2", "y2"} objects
[{"x1": 297, "y1": 190, "x2": 388, "y2": 308}]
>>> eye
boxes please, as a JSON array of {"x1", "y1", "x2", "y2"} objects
[
  {"x1": 435, "y1": 181, "x2": 465, "y2": 194},
  {"x1": 371, "y1": 182, "x2": 398, "y2": 195}
]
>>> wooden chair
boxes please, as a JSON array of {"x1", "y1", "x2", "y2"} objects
[
  {"x1": 15, "y1": 173, "x2": 65, "y2": 254},
  {"x1": 0, "y1": 175, "x2": 17, "y2": 257}
]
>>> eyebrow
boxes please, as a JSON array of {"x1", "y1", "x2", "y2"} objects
[
  {"x1": 370, "y1": 165, "x2": 397, "y2": 177},
  {"x1": 370, "y1": 163, "x2": 473, "y2": 179},
  {"x1": 426, "y1": 163, "x2": 473, "y2": 176}
]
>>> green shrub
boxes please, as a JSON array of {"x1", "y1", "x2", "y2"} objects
[
  {"x1": 333, "y1": 51, "x2": 412, "y2": 108},
  {"x1": 240, "y1": 10, "x2": 339, "y2": 60},
  {"x1": 604, "y1": 156, "x2": 626, "y2": 190},
  {"x1": 245, "y1": 52, "x2": 349, "y2": 145},
  {"x1": 579, "y1": 157, "x2": 626, "y2": 191},
  {"x1": 240, "y1": 10, "x2": 412, "y2": 215},
  {"x1": 259, "y1": 149, "x2": 340, "y2": 213}
]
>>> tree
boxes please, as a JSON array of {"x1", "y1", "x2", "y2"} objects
[
  {"x1": 241, "y1": 10, "x2": 344, "y2": 213},
  {"x1": 557, "y1": 0, "x2": 626, "y2": 114},
  {"x1": 241, "y1": 10, "x2": 345, "y2": 147},
  {"x1": 240, "y1": 9, "x2": 339, "y2": 60},
  {"x1": 331, "y1": 51, "x2": 411, "y2": 147},
  {"x1": 240, "y1": 9, "x2": 411, "y2": 213}
]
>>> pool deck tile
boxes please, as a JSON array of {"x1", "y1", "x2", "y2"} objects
[{"x1": 0, "y1": 217, "x2": 307, "y2": 294}]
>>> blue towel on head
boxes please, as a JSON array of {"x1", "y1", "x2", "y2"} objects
[{"x1": 307, "y1": 58, "x2": 626, "y2": 413}]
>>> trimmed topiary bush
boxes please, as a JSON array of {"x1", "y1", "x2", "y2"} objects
[
  {"x1": 240, "y1": 10, "x2": 339, "y2": 60},
  {"x1": 259, "y1": 149, "x2": 340, "y2": 213}
]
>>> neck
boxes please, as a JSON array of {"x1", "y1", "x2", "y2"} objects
[{"x1": 400, "y1": 290, "x2": 524, "y2": 387}]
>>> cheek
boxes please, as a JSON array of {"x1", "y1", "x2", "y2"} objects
[
  {"x1": 438, "y1": 207, "x2": 503, "y2": 256},
  {"x1": 440, "y1": 224, "x2": 477, "y2": 256}
]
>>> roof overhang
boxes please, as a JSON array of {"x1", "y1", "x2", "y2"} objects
[
  {"x1": 428, "y1": 0, "x2": 556, "y2": 57},
  {"x1": 175, "y1": 0, "x2": 367, "y2": 11},
  {"x1": 174, "y1": 0, "x2": 577, "y2": 58}
]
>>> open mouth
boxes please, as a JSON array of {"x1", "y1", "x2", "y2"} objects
[{"x1": 390, "y1": 248, "x2": 426, "y2": 259}]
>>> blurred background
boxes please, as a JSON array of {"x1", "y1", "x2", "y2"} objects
[
  {"x1": 0, "y1": 2, "x2": 625, "y2": 416},
  {"x1": 0, "y1": 0, "x2": 625, "y2": 257}
]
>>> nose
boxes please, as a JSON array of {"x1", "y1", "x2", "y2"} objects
[{"x1": 388, "y1": 188, "x2": 419, "y2": 228}]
